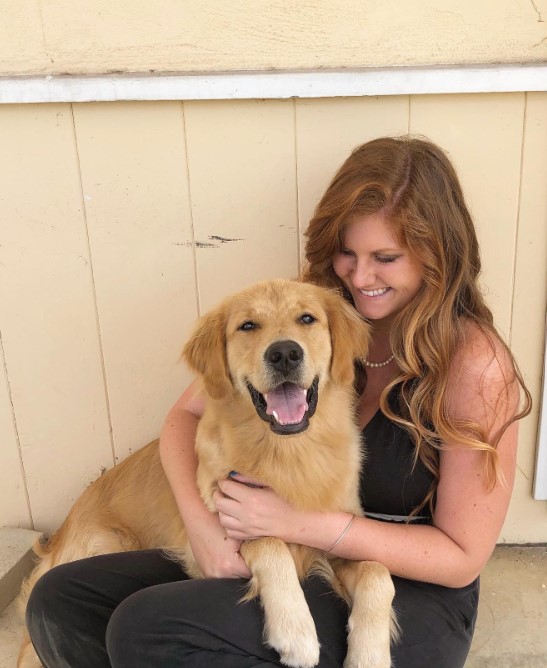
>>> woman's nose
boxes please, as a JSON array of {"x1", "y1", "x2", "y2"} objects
[{"x1": 351, "y1": 259, "x2": 375, "y2": 287}]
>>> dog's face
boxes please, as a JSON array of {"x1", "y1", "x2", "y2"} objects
[{"x1": 184, "y1": 280, "x2": 370, "y2": 435}]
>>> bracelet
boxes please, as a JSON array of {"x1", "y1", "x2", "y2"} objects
[{"x1": 327, "y1": 514, "x2": 355, "y2": 553}]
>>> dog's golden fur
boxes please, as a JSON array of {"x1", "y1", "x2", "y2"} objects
[{"x1": 18, "y1": 279, "x2": 395, "y2": 668}]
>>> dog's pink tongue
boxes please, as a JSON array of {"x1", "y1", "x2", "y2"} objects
[{"x1": 265, "y1": 383, "x2": 308, "y2": 425}]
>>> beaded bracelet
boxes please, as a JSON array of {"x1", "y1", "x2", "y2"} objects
[{"x1": 327, "y1": 514, "x2": 355, "y2": 553}]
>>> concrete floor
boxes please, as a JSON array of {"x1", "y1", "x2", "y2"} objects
[
  {"x1": 0, "y1": 545, "x2": 545, "y2": 667},
  {"x1": 465, "y1": 545, "x2": 547, "y2": 668}
]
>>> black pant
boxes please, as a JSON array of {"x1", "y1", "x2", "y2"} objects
[{"x1": 26, "y1": 549, "x2": 478, "y2": 667}]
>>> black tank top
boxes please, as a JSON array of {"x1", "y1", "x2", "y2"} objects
[
  {"x1": 359, "y1": 386, "x2": 436, "y2": 523},
  {"x1": 358, "y1": 385, "x2": 480, "y2": 634}
]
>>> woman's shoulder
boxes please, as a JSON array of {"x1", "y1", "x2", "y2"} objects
[
  {"x1": 446, "y1": 320, "x2": 519, "y2": 421},
  {"x1": 452, "y1": 320, "x2": 514, "y2": 376}
]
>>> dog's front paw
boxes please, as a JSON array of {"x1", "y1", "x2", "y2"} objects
[{"x1": 266, "y1": 607, "x2": 320, "y2": 667}]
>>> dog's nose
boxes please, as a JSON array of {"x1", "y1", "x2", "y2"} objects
[{"x1": 265, "y1": 340, "x2": 304, "y2": 373}]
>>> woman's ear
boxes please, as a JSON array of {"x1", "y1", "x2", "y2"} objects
[
  {"x1": 323, "y1": 290, "x2": 370, "y2": 387},
  {"x1": 182, "y1": 306, "x2": 233, "y2": 400}
]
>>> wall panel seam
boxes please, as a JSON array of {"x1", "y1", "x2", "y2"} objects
[
  {"x1": 406, "y1": 95, "x2": 412, "y2": 134},
  {"x1": 293, "y1": 98, "x2": 302, "y2": 268},
  {"x1": 180, "y1": 101, "x2": 201, "y2": 317},
  {"x1": 0, "y1": 330, "x2": 33, "y2": 526},
  {"x1": 69, "y1": 104, "x2": 116, "y2": 467},
  {"x1": 508, "y1": 93, "x2": 529, "y2": 348}
]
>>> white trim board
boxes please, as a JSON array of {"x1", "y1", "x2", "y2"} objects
[{"x1": 1, "y1": 64, "x2": 547, "y2": 104}]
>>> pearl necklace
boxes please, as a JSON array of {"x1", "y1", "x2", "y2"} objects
[{"x1": 360, "y1": 354, "x2": 395, "y2": 368}]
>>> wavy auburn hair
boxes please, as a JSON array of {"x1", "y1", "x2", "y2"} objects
[{"x1": 302, "y1": 136, "x2": 531, "y2": 514}]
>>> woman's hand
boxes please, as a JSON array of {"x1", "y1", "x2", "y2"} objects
[
  {"x1": 214, "y1": 474, "x2": 299, "y2": 541},
  {"x1": 186, "y1": 511, "x2": 251, "y2": 579}
]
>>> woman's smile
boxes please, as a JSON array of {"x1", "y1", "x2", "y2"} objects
[{"x1": 359, "y1": 287, "x2": 391, "y2": 298}]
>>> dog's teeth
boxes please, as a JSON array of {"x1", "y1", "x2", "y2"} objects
[{"x1": 272, "y1": 410, "x2": 280, "y2": 423}]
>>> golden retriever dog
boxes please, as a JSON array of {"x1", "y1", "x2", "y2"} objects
[{"x1": 18, "y1": 279, "x2": 396, "y2": 668}]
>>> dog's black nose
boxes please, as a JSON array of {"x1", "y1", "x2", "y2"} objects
[{"x1": 265, "y1": 340, "x2": 304, "y2": 373}]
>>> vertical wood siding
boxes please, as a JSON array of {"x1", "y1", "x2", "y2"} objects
[{"x1": 0, "y1": 93, "x2": 545, "y2": 540}]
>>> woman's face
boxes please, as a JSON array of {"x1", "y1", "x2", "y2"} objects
[{"x1": 332, "y1": 213, "x2": 424, "y2": 324}]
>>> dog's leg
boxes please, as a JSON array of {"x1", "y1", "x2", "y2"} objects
[
  {"x1": 332, "y1": 560, "x2": 396, "y2": 668},
  {"x1": 240, "y1": 538, "x2": 320, "y2": 668}
]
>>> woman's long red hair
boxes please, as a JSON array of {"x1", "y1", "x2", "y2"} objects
[{"x1": 302, "y1": 136, "x2": 531, "y2": 514}]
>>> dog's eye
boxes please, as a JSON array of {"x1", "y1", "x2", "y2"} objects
[
  {"x1": 238, "y1": 321, "x2": 258, "y2": 331},
  {"x1": 299, "y1": 314, "x2": 316, "y2": 325}
]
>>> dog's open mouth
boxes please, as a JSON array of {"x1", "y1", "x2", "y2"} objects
[{"x1": 247, "y1": 378, "x2": 319, "y2": 435}]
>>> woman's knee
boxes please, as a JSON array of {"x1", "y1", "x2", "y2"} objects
[
  {"x1": 25, "y1": 563, "x2": 94, "y2": 667},
  {"x1": 106, "y1": 579, "x2": 274, "y2": 667},
  {"x1": 389, "y1": 577, "x2": 477, "y2": 668},
  {"x1": 106, "y1": 587, "x2": 168, "y2": 666},
  {"x1": 105, "y1": 589, "x2": 142, "y2": 659},
  {"x1": 26, "y1": 563, "x2": 76, "y2": 629}
]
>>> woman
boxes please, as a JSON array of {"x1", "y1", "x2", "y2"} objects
[{"x1": 26, "y1": 136, "x2": 531, "y2": 668}]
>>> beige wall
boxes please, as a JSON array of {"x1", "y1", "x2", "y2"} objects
[
  {"x1": 1, "y1": 93, "x2": 546, "y2": 542},
  {"x1": 1, "y1": 1, "x2": 547, "y2": 77}
]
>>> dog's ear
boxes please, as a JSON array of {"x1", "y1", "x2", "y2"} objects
[
  {"x1": 322, "y1": 290, "x2": 371, "y2": 386},
  {"x1": 182, "y1": 306, "x2": 232, "y2": 400}
]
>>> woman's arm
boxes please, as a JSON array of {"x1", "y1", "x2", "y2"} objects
[
  {"x1": 160, "y1": 380, "x2": 251, "y2": 578},
  {"x1": 215, "y1": 328, "x2": 520, "y2": 588}
]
